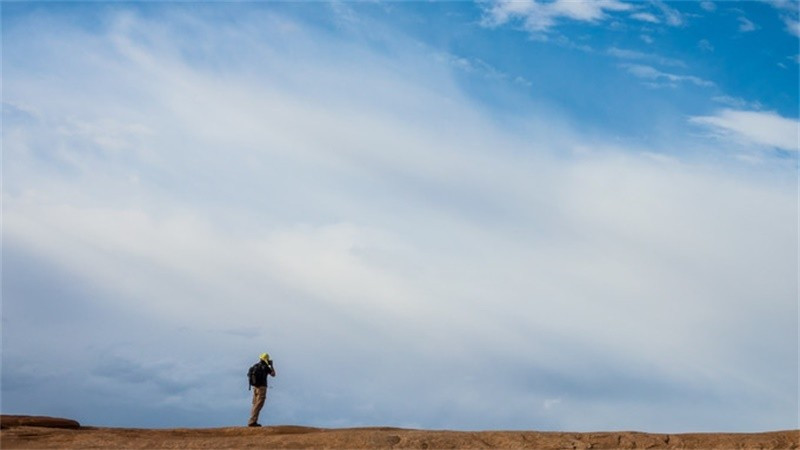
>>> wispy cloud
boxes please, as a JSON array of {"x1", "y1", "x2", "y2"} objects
[
  {"x1": 700, "y1": 1, "x2": 716, "y2": 12},
  {"x1": 690, "y1": 109, "x2": 799, "y2": 151},
  {"x1": 764, "y1": 0, "x2": 797, "y2": 9},
  {"x1": 652, "y1": 0, "x2": 684, "y2": 26},
  {"x1": 698, "y1": 39, "x2": 714, "y2": 52},
  {"x1": 607, "y1": 47, "x2": 685, "y2": 67},
  {"x1": 712, "y1": 95, "x2": 762, "y2": 110},
  {"x1": 481, "y1": 0, "x2": 632, "y2": 32},
  {"x1": 764, "y1": 0, "x2": 800, "y2": 36},
  {"x1": 435, "y1": 52, "x2": 532, "y2": 87},
  {"x1": 783, "y1": 16, "x2": 800, "y2": 37},
  {"x1": 630, "y1": 12, "x2": 659, "y2": 24},
  {"x1": 621, "y1": 63, "x2": 714, "y2": 88},
  {"x1": 738, "y1": 16, "x2": 757, "y2": 32}
]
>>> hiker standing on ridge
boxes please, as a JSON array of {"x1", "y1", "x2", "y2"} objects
[{"x1": 247, "y1": 352, "x2": 276, "y2": 427}]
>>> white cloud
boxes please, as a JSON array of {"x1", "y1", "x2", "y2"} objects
[
  {"x1": 436, "y1": 52, "x2": 531, "y2": 86},
  {"x1": 513, "y1": 75, "x2": 533, "y2": 87},
  {"x1": 698, "y1": 39, "x2": 714, "y2": 52},
  {"x1": 783, "y1": 16, "x2": 800, "y2": 37},
  {"x1": 653, "y1": 0, "x2": 684, "y2": 26},
  {"x1": 765, "y1": 0, "x2": 800, "y2": 36},
  {"x1": 621, "y1": 63, "x2": 714, "y2": 87},
  {"x1": 690, "y1": 109, "x2": 799, "y2": 151},
  {"x1": 550, "y1": 0, "x2": 632, "y2": 21},
  {"x1": 481, "y1": 0, "x2": 632, "y2": 32},
  {"x1": 630, "y1": 12, "x2": 659, "y2": 23},
  {"x1": 700, "y1": 1, "x2": 716, "y2": 12},
  {"x1": 764, "y1": 0, "x2": 793, "y2": 9},
  {"x1": 738, "y1": 16, "x2": 757, "y2": 32},
  {"x1": 712, "y1": 95, "x2": 762, "y2": 110},
  {"x1": 763, "y1": 0, "x2": 800, "y2": 36},
  {"x1": 734, "y1": 153, "x2": 766, "y2": 165},
  {"x1": 640, "y1": 34, "x2": 654, "y2": 44},
  {"x1": 607, "y1": 47, "x2": 685, "y2": 67},
  {"x1": 329, "y1": 0, "x2": 360, "y2": 29}
]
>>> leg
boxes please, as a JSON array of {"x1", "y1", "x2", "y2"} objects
[{"x1": 248, "y1": 386, "x2": 267, "y2": 426}]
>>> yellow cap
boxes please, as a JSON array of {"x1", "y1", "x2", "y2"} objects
[{"x1": 260, "y1": 353, "x2": 270, "y2": 361}]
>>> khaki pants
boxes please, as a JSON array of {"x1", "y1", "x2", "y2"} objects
[{"x1": 248, "y1": 386, "x2": 267, "y2": 425}]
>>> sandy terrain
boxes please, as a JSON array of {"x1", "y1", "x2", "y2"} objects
[{"x1": 1, "y1": 415, "x2": 797, "y2": 449}]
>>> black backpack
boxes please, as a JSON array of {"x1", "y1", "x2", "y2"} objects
[{"x1": 247, "y1": 362, "x2": 268, "y2": 389}]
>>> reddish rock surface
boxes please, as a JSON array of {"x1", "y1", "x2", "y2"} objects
[{"x1": 1, "y1": 415, "x2": 797, "y2": 449}]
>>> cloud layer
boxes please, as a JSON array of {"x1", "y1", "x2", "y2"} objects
[
  {"x1": 691, "y1": 109, "x2": 799, "y2": 152},
  {"x1": 481, "y1": 0, "x2": 631, "y2": 32},
  {"x1": 2, "y1": 5, "x2": 797, "y2": 433}
]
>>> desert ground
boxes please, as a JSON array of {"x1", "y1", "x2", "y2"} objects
[{"x1": 1, "y1": 415, "x2": 797, "y2": 449}]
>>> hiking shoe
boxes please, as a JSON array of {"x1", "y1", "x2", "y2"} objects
[{"x1": 248, "y1": 423, "x2": 261, "y2": 427}]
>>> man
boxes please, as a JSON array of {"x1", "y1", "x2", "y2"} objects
[{"x1": 247, "y1": 352, "x2": 276, "y2": 427}]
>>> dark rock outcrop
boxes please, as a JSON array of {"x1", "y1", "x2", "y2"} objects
[{"x1": 1, "y1": 415, "x2": 81, "y2": 429}]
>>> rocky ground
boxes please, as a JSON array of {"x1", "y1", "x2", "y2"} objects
[{"x1": 1, "y1": 415, "x2": 797, "y2": 449}]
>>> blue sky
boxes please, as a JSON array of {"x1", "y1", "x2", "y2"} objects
[{"x1": 2, "y1": 1, "x2": 798, "y2": 433}]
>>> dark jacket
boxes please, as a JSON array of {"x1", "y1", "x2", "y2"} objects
[{"x1": 248, "y1": 360, "x2": 275, "y2": 387}]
